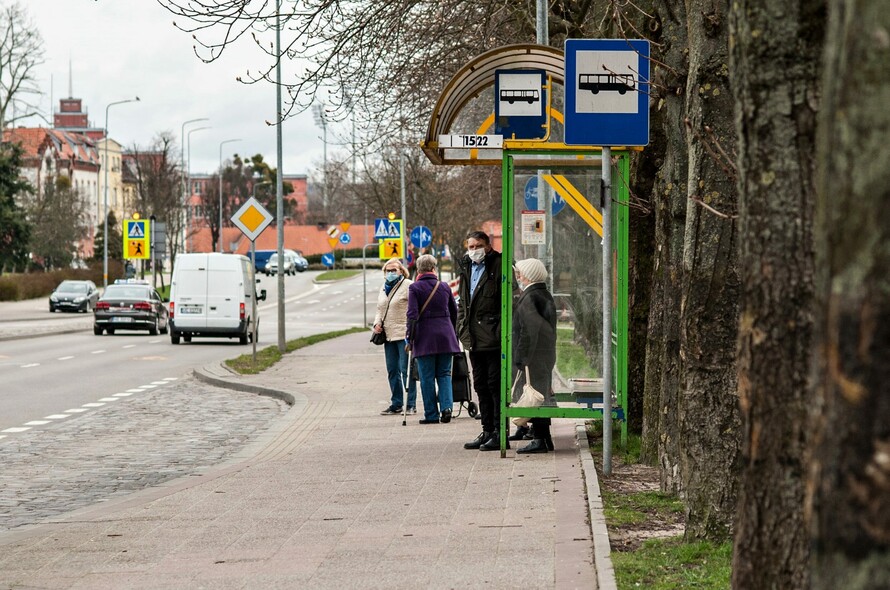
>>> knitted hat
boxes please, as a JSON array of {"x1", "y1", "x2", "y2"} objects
[{"x1": 514, "y1": 258, "x2": 547, "y2": 284}]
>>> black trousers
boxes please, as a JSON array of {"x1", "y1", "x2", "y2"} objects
[{"x1": 469, "y1": 349, "x2": 501, "y2": 432}]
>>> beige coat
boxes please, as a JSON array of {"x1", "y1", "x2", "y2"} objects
[{"x1": 374, "y1": 278, "x2": 412, "y2": 341}]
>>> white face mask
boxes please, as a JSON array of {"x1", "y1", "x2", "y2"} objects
[{"x1": 468, "y1": 248, "x2": 485, "y2": 263}]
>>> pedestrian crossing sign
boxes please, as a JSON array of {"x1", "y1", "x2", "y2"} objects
[
  {"x1": 374, "y1": 218, "x2": 403, "y2": 239},
  {"x1": 123, "y1": 219, "x2": 150, "y2": 260}
]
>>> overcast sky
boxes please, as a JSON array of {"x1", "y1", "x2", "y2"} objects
[{"x1": 21, "y1": 0, "x2": 326, "y2": 177}]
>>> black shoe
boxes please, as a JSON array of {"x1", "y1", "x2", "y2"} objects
[
  {"x1": 508, "y1": 426, "x2": 530, "y2": 441},
  {"x1": 440, "y1": 409, "x2": 452, "y2": 424},
  {"x1": 464, "y1": 431, "x2": 492, "y2": 450},
  {"x1": 479, "y1": 432, "x2": 509, "y2": 451},
  {"x1": 419, "y1": 418, "x2": 439, "y2": 424},
  {"x1": 544, "y1": 436, "x2": 554, "y2": 451},
  {"x1": 517, "y1": 439, "x2": 548, "y2": 454}
]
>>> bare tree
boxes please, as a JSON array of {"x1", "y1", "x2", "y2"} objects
[
  {"x1": 27, "y1": 174, "x2": 88, "y2": 269},
  {"x1": 0, "y1": 2, "x2": 44, "y2": 130}
]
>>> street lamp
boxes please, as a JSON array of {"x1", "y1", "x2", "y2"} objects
[
  {"x1": 180, "y1": 118, "x2": 209, "y2": 256},
  {"x1": 218, "y1": 138, "x2": 242, "y2": 253},
  {"x1": 102, "y1": 96, "x2": 140, "y2": 288},
  {"x1": 312, "y1": 103, "x2": 328, "y2": 218},
  {"x1": 185, "y1": 126, "x2": 211, "y2": 253}
]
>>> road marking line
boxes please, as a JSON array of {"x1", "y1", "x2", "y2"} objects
[
  {"x1": 2, "y1": 427, "x2": 31, "y2": 433},
  {"x1": 64, "y1": 408, "x2": 88, "y2": 413},
  {"x1": 98, "y1": 397, "x2": 119, "y2": 402},
  {"x1": 20, "y1": 363, "x2": 39, "y2": 368},
  {"x1": 122, "y1": 344, "x2": 136, "y2": 349},
  {"x1": 57, "y1": 356, "x2": 75, "y2": 361},
  {"x1": 113, "y1": 393, "x2": 133, "y2": 397},
  {"x1": 148, "y1": 339, "x2": 162, "y2": 344},
  {"x1": 126, "y1": 389, "x2": 143, "y2": 393},
  {"x1": 91, "y1": 350, "x2": 106, "y2": 354},
  {"x1": 44, "y1": 415, "x2": 69, "y2": 420},
  {"x1": 138, "y1": 385, "x2": 157, "y2": 389},
  {"x1": 82, "y1": 403, "x2": 105, "y2": 408},
  {"x1": 0, "y1": 435, "x2": 5, "y2": 440},
  {"x1": 24, "y1": 420, "x2": 50, "y2": 426},
  {"x1": 150, "y1": 381, "x2": 168, "y2": 385},
  {"x1": 163, "y1": 377, "x2": 178, "y2": 381}
]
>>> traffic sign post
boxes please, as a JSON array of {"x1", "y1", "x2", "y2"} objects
[
  {"x1": 495, "y1": 69, "x2": 547, "y2": 140},
  {"x1": 373, "y1": 218, "x2": 403, "y2": 240},
  {"x1": 231, "y1": 197, "x2": 274, "y2": 363},
  {"x1": 379, "y1": 239, "x2": 403, "y2": 260},
  {"x1": 321, "y1": 253, "x2": 335, "y2": 268},
  {"x1": 123, "y1": 219, "x2": 151, "y2": 261}
]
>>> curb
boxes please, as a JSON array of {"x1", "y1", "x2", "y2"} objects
[
  {"x1": 193, "y1": 363, "x2": 295, "y2": 406},
  {"x1": 575, "y1": 422, "x2": 617, "y2": 590}
]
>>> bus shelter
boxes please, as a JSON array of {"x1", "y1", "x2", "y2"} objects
[{"x1": 421, "y1": 44, "x2": 630, "y2": 458}]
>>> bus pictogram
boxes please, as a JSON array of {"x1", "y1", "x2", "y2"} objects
[
  {"x1": 499, "y1": 89, "x2": 540, "y2": 104},
  {"x1": 578, "y1": 73, "x2": 636, "y2": 95}
]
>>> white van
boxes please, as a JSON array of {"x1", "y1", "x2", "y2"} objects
[{"x1": 168, "y1": 253, "x2": 266, "y2": 345}]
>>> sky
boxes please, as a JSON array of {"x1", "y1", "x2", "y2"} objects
[{"x1": 20, "y1": 0, "x2": 327, "y2": 177}]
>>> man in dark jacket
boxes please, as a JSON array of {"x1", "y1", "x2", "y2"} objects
[{"x1": 457, "y1": 230, "x2": 505, "y2": 451}]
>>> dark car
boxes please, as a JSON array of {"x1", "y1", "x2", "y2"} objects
[
  {"x1": 49, "y1": 280, "x2": 99, "y2": 313},
  {"x1": 293, "y1": 251, "x2": 309, "y2": 272},
  {"x1": 93, "y1": 280, "x2": 169, "y2": 336}
]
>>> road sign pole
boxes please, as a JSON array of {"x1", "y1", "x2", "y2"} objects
[
  {"x1": 251, "y1": 239, "x2": 257, "y2": 363},
  {"x1": 602, "y1": 146, "x2": 613, "y2": 476}
]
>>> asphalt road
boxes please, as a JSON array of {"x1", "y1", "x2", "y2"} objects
[{"x1": 0, "y1": 270, "x2": 378, "y2": 433}]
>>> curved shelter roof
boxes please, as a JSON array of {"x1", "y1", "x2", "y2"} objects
[{"x1": 421, "y1": 44, "x2": 565, "y2": 165}]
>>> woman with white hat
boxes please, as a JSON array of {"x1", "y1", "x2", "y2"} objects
[{"x1": 511, "y1": 258, "x2": 557, "y2": 453}]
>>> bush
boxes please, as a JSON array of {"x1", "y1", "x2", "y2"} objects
[
  {"x1": 0, "y1": 260, "x2": 127, "y2": 301},
  {"x1": 0, "y1": 278, "x2": 20, "y2": 300}
]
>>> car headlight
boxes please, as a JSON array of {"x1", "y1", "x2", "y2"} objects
[
  {"x1": 74, "y1": 297, "x2": 85, "y2": 303},
  {"x1": 50, "y1": 295, "x2": 58, "y2": 301}
]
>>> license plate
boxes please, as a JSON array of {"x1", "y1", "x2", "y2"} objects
[
  {"x1": 180, "y1": 306, "x2": 202, "y2": 315},
  {"x1": 112, "y1": 316, "x2": 133, "y2": 323}
]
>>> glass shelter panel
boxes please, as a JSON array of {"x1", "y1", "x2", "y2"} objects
[{"x1": 499, "y1": 149, "x2": 629, "y2": 455}]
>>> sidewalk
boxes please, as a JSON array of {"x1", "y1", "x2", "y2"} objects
[{"x1": 0, "y1": 332, "x2": 613, "y2": 590}]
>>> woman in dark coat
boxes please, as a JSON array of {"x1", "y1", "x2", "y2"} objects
[
  {"x1": 511, "y1": 258, "x2": 557, "y2": 453},
  {"x1": 406, "y1": 254, "x2": 461, "y2": 424}
]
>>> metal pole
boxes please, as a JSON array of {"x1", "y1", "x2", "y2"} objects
[
  {"x1": 102, "y1": 97, "x2": 140, "y2": 288},
  {"x1": 218, "y1": 138, "x2": 242, "y2": 253},
  {"x1": 536, "y1": 0, "x2": 548, "y2": 45},
  {"x1": 180, "y1": 118, "x2": 208, "y2": 257},
  {"x1": 251, "y1": 239, "x2": 258, "y2": 362},
  {"x1": 276, "y1": 0, "x2": 286, "y2": 352},
  {"x1": 362, "y1": 242, "x2": 378, "y2": 327},
  {"x1": 602, "y1": 147, "x2": 613, "y2": 475},
  {"x1": 185, "y1": 126, "x2": 211, "y2": 253},
  {"x1": 399, "y1": 149, "x2": 406, "y2": 261}
]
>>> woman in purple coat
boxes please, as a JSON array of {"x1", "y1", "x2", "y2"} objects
[{"x1": 406, "y1": 254, "x2": 461, "y2": 424}]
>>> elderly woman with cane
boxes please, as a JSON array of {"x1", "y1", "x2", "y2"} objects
[
  {"x1": 406, "y1": 254, "x2": 461, "y2": 425},
  {"x1": 373, "y1": 258, "x2": 417, "y2": 415}
]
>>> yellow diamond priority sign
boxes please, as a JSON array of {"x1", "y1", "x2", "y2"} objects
[{"x1": 231, "y1": 197, "x2": 274, "y2": 241}]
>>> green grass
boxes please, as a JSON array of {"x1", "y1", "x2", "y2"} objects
[
  {"x1": 556, "y1": 325, "x2": 598, "y2": 378},
  {"x1": 316, "y1": 269, "x2": 361, "y2": 281},
  {"x1": 611, "y1": 536, "x2": 732, "y2": 590},
  {"x1": 602, "y1": 489, "x2": 684, "y2": 527},
  {"x1": 225, "y1": 327, "x2": 366, "y2": 374}
]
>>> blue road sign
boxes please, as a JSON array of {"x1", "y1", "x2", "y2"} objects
[
  {"x1": 410, "y1": 225, "x2": 432, "y2": 249},
  {"x1": 321, "y1": 253, "x2": 335, "y2": 268},
  {"x1": 339, "y1": 232, "x2": 351, "y2": 245},
  {"x1": 523, "y1": 176, "x2": 566, "y2": 216},
  {"x1": 374, "y1": 218, "x2": 403, "y2": 239},
  {"x1": 564, "y1": 39, "x2": 650, "y2": 146}
]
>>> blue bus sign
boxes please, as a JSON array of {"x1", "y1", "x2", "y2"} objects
[{"x1": 564, "y1": 39, "x2": 650, "y2": 147}]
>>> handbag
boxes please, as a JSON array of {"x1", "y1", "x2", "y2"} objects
[
  {"x1": 511, "y1": 367, "x2": 544, "y2": 427},
  {"x1": 370, "y1": 278, "x2": 403, "y2": 345}
]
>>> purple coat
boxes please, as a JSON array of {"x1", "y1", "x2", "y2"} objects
[{"x1": 406, "y1": 273, "x2": 460, "y2": 358}]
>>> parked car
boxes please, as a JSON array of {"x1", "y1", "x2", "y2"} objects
[
  {"x1": 49, "y1": 280, "x2": 99, "y2": 313},
  {"x1": 293, "y1": 251, "x2": 309, "y2": 272},
  {"x1": 266, "y1": 251, "x2": 297, "y2": 276},
  {"x1": 252, "y1": 249, "x2": 277, "y2": 274},
  {"x1": 93, "y1": 280, "x2": 169, "y2": 336}
]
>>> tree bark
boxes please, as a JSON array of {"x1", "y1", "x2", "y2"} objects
[
  {"x1": 729, "y1": 0, "x2": 823, "y2": 586},
  {"x1": 640, "y1": 1, "x2": 689, "y2": 493},
  {"x1": 809, "y1": 1, "x2": 890, "y2": 587},
  {"x1": 679, "y1": 0, "x2": 741, "y2": 541}
]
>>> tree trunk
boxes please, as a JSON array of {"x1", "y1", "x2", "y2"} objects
[
  {"x1": 679, "y1": 0, "x2": 741, "y2": 541},
  {"x1": 729, "y1": 0, "x2": 823, "y2": 586},
  {"x1": 640, "y1": 1, "x2": 689, "y2": 493},
  {"x1": 809, "y1": 1, "x2": 890, "y2": 587}
]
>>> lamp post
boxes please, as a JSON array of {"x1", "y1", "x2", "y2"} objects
[
  {"x1": 102, "y1": 97, "x2": 140, "y2": 288},
  {"x1": 185, "y1": 126, "x2": 211, "y2": 253},
  {"x1": 312, "y1": 104, "x2": 328, "y2": 219},
  {"x1": 218, "y1": 138, "x2": 242, "y2": 253},
  {"x1": 180, "y1": 118, "x2": 209, "y2": 256}
]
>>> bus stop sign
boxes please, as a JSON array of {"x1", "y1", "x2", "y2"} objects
[{"x1": 564, "y1": 39, "x2": 650, "y2": 146}]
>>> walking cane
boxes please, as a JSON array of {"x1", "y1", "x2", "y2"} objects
[{"x1": 402, "y1": 346, "x2": 413, "y2": 427}]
